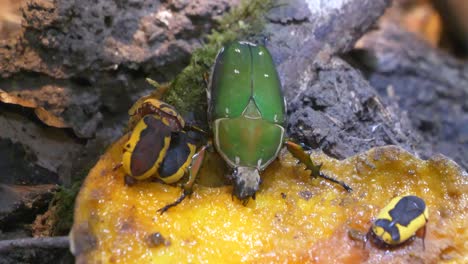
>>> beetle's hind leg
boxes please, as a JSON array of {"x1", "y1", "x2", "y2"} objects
[
  {"x1": 421, "y1": 223, "x2": 427, "y2": 250},
  {"x1": 285, "y1": 140, "x2": 352, "y2": 192},
  {"x1": 157, "y1": 190, "x2": 190, "y2": 214},
  {"x1": 157, "y1": 144, "x2": 209, "y2": 214}
]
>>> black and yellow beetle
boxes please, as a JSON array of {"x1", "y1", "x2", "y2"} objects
[
  {"x1": 120, "y1": 98, "x2": 198, "y2": 185},
  {"x1": 366, "y1": 195, "x2": 429, "y2": 248}
]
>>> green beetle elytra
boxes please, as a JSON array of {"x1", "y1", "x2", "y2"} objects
[
  {"x1": 158, "y1": 41, "x2": 352, "y2": 212},
  {"x1": 366, "y1": 195, "x2": 429, "y2": 248}
]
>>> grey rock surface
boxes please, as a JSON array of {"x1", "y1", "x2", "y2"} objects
[
  {"x1": 358, "y1": 23, "x2": 468, "y2": 169},
  {"x1": 1, "y1": 0, "x2": 237, "y2": 79}
]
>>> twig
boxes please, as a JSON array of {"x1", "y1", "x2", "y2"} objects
[{"x1": 0, "y1": 236, "x2": 69, "y2": 253}]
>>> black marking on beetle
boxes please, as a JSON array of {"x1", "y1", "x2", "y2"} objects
[
  {"x1": 130, "y1": 116, "x2": 171, "y2": 176},
  {"x1": 389, "y1": 196, "x2": 426, "y2": 226},
  {"x1": 375, "y1": 218, "x2": 400, "y2": 243},
  {"x1": 158, "y1": 132, "x2": 193, "y2": 178}
]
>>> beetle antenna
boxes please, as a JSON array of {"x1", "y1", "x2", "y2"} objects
[{"x1": 364, "y1": 229, "x2": 370, "y2": 249}]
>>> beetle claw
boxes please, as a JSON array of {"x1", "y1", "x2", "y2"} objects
[{"x1": 124, "y1": 175, "x2": 137, "y2": 186}]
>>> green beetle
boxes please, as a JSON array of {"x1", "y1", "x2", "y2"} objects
[
  {"x1": 209, "y1": 41, "x2": 287, "y2": 200},
  {"x1": 159, "y1": 41, "x2": 351, "y2": 212}
]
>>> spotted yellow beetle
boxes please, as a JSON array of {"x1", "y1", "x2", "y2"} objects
[{"x1": 367, "y1": 195, "x2": 429, "y2": 248}]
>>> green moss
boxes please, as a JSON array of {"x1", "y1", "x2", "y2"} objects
[
  {"x1": 162, "y1": 0, "x2": 273, "y2": 121},
  {"x1": 48, "y1": 181, "x2": 82, "y2": 236}
]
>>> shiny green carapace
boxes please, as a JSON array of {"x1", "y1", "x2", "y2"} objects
[{"x1": 210, "y1": 41, "x2": 285, "y2": 171}]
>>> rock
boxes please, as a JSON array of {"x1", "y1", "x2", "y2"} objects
[
  {"x1": 0, "y1": 184, "x2": 56, "y2": 231},
  {"x1": 356, "y1": 17, "x2": 468, "y2": 170},
  {"x1": 0, "y1": 0, "x2": 238, "y2": 79},
  {"x1": 286, "y1": 56, "x2": 424, "y2": 159}
]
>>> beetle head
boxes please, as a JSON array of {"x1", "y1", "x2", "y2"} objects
[{"x1": 232, "y1": 167, "x2": 261, "y2": 203}]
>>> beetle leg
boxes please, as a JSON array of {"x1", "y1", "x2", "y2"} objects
[
  {"x1": 285, "y1": 140, "x2": 352, "y2": 192},
  {"x1": 364, "y1": 228, "x2": 371, "y2": 249},
  {"x1": 421, "y1": 224, "x2": 427, "y2": 250},
  {"x1": 124, "y1": 175, "x2": 137, "y2": 186},
  {"x1": 181, "y1": 143, "x2": 208, "y2": 197},
  {"x1": 185, "y1": 124, "x2": 209, "y2": 135},
  {"x1": 157, "y1": 144, "x2": 209, "y2": 214}
]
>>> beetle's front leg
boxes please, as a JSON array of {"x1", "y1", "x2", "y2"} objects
[
  {"x1": 157, "y1": 143, "x2": 209, "y2": 214},
  {"x1": 284, "y1": 140, "x2": 352, "y2": 192}
]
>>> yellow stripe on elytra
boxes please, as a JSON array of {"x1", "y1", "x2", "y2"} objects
[{"x1": 157, "y1": 143, "x2": 197, "y2": 184}]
